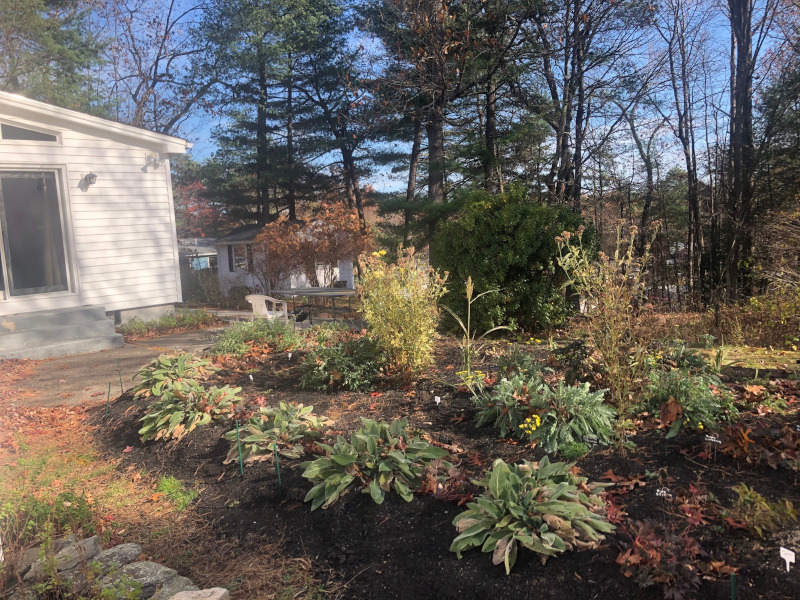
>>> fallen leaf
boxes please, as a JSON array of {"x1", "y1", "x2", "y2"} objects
[
  {"x1": 370, "y1": 392, "x2": 383, "y2": 398},
  {"x1": 131, "y1": 472, "x2": 141, "y2": 482},
  {"x1": 123, "y1": 446, "x2": 134, "y2": 453}
]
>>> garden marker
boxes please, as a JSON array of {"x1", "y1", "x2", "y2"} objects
[
  {"x1": 249, "y1": 374, "x2": 254, "y2": 382},
  {"x1": 235, "y1": 420, "x2": 244, "y2": 477},
  {"x1": 780, "y1": 547, "x2": 795, "y2": 572},
  {"x1": 116, "y1": 358, "x2": 123, "y2": 395},
  {"x1": 105, "y1": 382, "x2": 111, "y2": 419},
  {"x1": 272, "y1": 444, "x2": 282, "y2": 489},
  {"x1": 730, "y1": 573, "x2": 736, "y2": 600},
  {"x1": 288, "y1": 352, "x2": 292, "y2": 361},
  {"x1": 434, "y1": 395, "x2": 441, "y2": 406}
]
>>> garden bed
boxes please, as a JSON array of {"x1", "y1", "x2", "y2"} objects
[{"x1": 89, "y1": 339, "x2": 800, "y2": 600}]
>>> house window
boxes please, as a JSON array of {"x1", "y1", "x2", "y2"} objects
[
  {"x1": 230, "y1": 244, "x2": 252, "y2": 272},
  {"x1": 0, "y1": 123, "x2": 58, "y2": 142}
]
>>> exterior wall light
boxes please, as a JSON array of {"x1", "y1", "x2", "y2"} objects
[{"x1": 82, "y1": 172, "x2": 97, "y2": 186}]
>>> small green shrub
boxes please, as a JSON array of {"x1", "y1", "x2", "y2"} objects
[
  {"x1": 300, "y1": 335, "x2": 384, "y2": 391},
  {"x1": 729, "y1": 484, "x2": 797, "y2": 537},
  {"x1": 302, "y1": 322, "x2": 352, "y2": 347},
  {"x1": 525, "y1": 382, "x2": 616, "y2": 454},
  {"x1": 474, "y1": 376, "x2": 615, "y2": 453},
  {"x1": 497, "y1": 345, "x2": 546, "y2": 379},
  {"x1": 644, "y1": 370, "x2": 735, "y2": 438},
  {"x1": 560, "y1": 441, "x2": 589, "y2": 460},
  {"x1": 473, "y1": 374, "x2": 549, "y2": 438},
  {"x1": 155, "y1": 476, "x2": 198, "y2": 511},
  {"x1": 300, "y1": 418, "x2": 450, "y2": 510},
  {"x1": 210, "y1": 319, "x2": 300, "y2": 357},
  {"x1": 450, "y1": 457, "x2": 613, "y2": 574},
  {"x1": 223, "y1": 402, "x2": 325, "y2": 464},
  {"x1": 0, "y1": 491, "x2": 96, "y2": 549},
  {"x1": 656, "y1": 340, "x2": 709, "y2": 373},
  {"x1": 138, "y1": 381, "x2": 242, "y2": 442},
  {"x1": 133, "y1": 353, "x2": 217, "y2": 398},
  {"x1": 359, "y1": 247, "x2": 447, "y2": 374}
]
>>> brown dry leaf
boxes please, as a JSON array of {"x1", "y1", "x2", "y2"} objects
[
  {"x1": 131, "y1": 472, "x2": 142, "y2": 483},
  {"x1": 659, "y1": 396, "x2": 682, "y2": 427}
]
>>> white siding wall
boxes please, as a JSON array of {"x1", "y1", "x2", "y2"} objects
[{"x1": 0, "y1": 113, "x2": 181, "y2": 316}]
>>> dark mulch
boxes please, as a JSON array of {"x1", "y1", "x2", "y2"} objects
[{"x1": 90, "y1": 344, "x2": 800, "y2": 600}]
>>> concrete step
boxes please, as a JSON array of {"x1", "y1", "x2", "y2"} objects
[
  {"x1": 0, "y1": 334, "x2": 124, "y2": 360},
  {"x1": 0, "y1": 319, "x2": 119, "y2": 352},
  {"x1": 0, "y1": 306, "x2": 109, "y2": 333}
]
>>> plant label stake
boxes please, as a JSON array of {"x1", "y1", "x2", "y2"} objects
[
  {"x1": 656, "y1": 487, "x2": 672, "y2": 501},
  {"x1": 0, "y1": 532, "x2": 4, "y2": 563},
  {"x1": 780, "y1": 547, "x2": 795, "y2": 572},
  {"x1": 272, "y1": 444, "x2": 282, "y2": 489},
  {"x1": 235, "y1": 420, "x2": 244, "y2": 477},
  {"x1": 583, "y1": 435, "x2": 599, "y2": 447},
  {"x1": 730, "y1": 572, "x2": 736, "y2": 600},
  {"x1": 288, "y1": 352, "x2": 292, "y2": 361},
  {"x1": 434, "y1": 395, "x2": 441, "y2": 406},
  {"x1": 105, "y1": 382, "x2": 111, "y2": 419},
  {"x1": 249, "y1": 374, "x2": 254, "y2": 382},
  {"x1": 116, "y1": 358, "x2": 124, "y2": 395},
  {"x1": 705, "y1": 434, "x2": 721, "y2": 462}
]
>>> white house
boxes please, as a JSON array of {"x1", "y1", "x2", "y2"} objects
[
  {"x1": 216, "y1": 224, "x2": 354, "y2": 295},
  {"x1": 0, "y1": 92, "x2": 190, "y2": 359}
]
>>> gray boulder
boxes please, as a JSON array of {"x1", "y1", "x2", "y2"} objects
[
  {"x1": 169, "y1": 588, "x2": 230, "y2": 600},
  {"x1": 152, "y1": 575, "x2": 199, "y2": 600},
  {"x1": 102, "y1": 561, "x2": 178, "y2": 599}
]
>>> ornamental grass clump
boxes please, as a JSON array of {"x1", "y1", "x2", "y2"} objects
[
  {"x1": 223, "y1": 402, "x2": 326, "y2": 464},
  {"x1": 300, "y1": 417, "x2": 450, "y2": 510},
  {"x1": 358, "y1": 247, "x2": 448, "y2": 374},
  {"x1": 450, "y1": 457, "x2": 614, "y2": 574}
]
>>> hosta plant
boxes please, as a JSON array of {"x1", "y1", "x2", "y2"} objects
[
  {"x1": 223, "y1": 402, "x2": 325, "y2": 464},
  {"x1": 473, "y1": 374, "x2": 549, "y2": 438},
  {"x1": 526, "y1": 382, "x2": 616, "y2": 454},
  {"x1": 300, "y1": 418, "x2": 450, "y2": 510},
  {"x1": 138, "y1": 381, "x2": 242, "y2": 442},
  {"x1": 450, "y1": 457, "x2": 614, "y2": 574},
  {"x1": 133, "y1": 353, "x2": 217, "y2": 398}
]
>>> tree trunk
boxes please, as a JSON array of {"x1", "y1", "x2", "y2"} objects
[
  {"x1": 426, "y1": 100, "x2": 445, "y2": 204},
  {"x1": 286, "y1": 56, "x2": 297, "y2": 221},
  {"x1": 484, "y1": 79, "x2": 498, "y2": 193},
  {"x1": 404, "y1": 117, "x2": 423, "y2": 247}
]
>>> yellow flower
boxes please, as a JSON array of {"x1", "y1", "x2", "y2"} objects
[
  {"x1": 379, "y1": 250, "x2": 387, "y2": 256},
  {"x1": 697, "y1": 422, "x2": 704, "y2": 430},
  {"x1": 371, "y1": 251, "x2": 379, "y2": 257}
]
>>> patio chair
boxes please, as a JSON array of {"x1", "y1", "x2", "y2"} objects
[{"x1": 245, "y1": 294, "x2": 289, "y2": 325}]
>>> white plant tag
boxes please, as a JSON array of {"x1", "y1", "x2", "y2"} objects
[
  {"x1": 780, "y1": 547, "x2": 795, "y2": 572},
  {"x1": 249, "y1": 374, "x2": 254, "y2": 382},
  {"x1": 656, "y1": 487, "x2": 672, "y2": 499},
  {"x1": 704, "y1": 434, "x2": 722, "y2": 445},
  {"x1": 288, "y1": 352, "x2": 293, "y2": 360},
  {"x1": 434, "y1": 396, "x2": 441, "y2": 406}
]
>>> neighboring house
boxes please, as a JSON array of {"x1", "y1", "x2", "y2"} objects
[
  {"x1": 178, "y1": 238, "x2": 218, "y2": 271},
  {"x1": 216, "y1": 224, "x2": 354, "y2": 295},
  {"x1": 0, "y1": 91, "x2": 190, "y2": 359}
]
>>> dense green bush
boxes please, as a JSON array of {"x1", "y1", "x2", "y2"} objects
[
  {"x1": 644, "y1": 369, "x2": 735, "y2": 438},
  {"x1": 300, "y1": 335, "x2": 384, "y2": 391},
  {"x1": 210, "y1": 318, "x2": 300, "y2": 356},
  {"x1": 431, "y1": 187, "x2": 590, "y2": 332},
  {"x1": 119, "y1": 310, "x2": 217, "y2": 337}
]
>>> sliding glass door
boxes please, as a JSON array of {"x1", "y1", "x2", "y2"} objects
[{"x1": 0, "y1": 171, "x2": 69, "y2": 297}]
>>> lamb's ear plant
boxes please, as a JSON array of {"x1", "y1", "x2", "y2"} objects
[
  {"x1": 442, "y1": 276, "x2": 510, "y2": 375},
  {"x1": 450, "y1": 457, "x2": 614, "y2": 574},
  {"x1": 300, "y1": 418, "x2": 450, "y2": 510},
  {"x1": 223, "y1": 402, "x2": 325, "y2": 464}
]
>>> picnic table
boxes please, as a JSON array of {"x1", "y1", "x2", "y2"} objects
[{"x1": 271, "y1": 287, "x2": 357, "y2": 325}]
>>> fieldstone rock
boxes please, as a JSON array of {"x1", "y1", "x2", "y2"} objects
[
  {"x1": 53, "y1": 536, "x2": 101, "y2": 571},
  {"x1": 169, "y1": 588, "x2": 230, "y2": 600},
  {"x1": 93, "y1": 543, "x2": 143, "y2": 573},
  {"x1": 15, "y1": 547, "x2": 41, "y2": 578},
  {"x1": 151, "y1": 575, "x2": 199, "y2": 600},
  {"x1": 102, "y1": 561, "x2": 178, "y2": 599},
  {"x1": 7, "y1": 585, "x2": 37, "y2": 600},
  {"x1": 16, "y1": 534, "x2": 78, "y2": 578}
]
